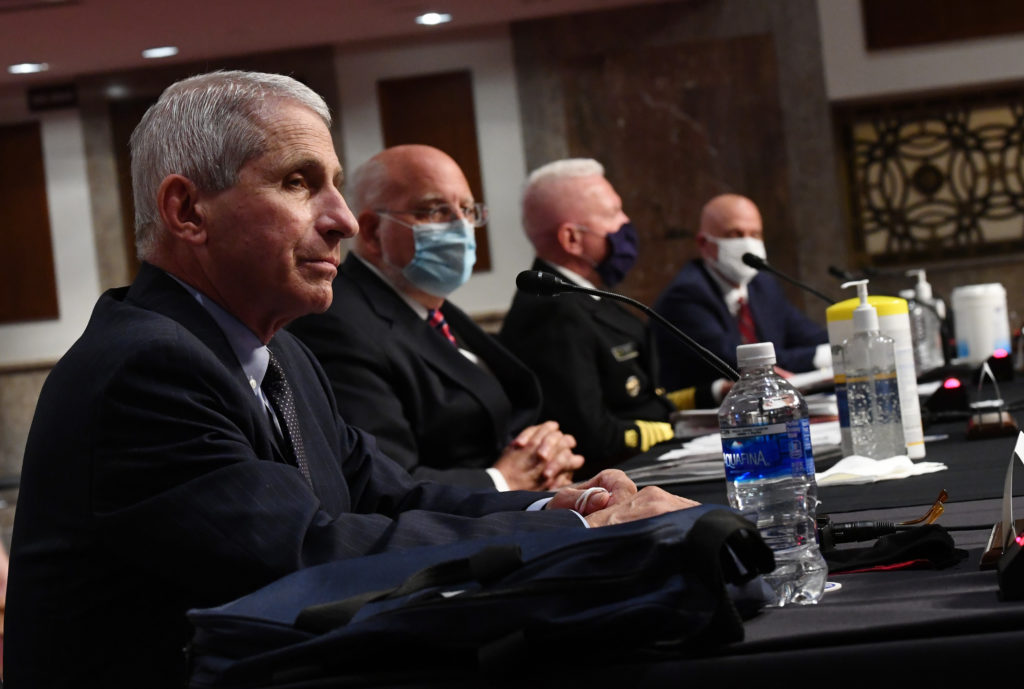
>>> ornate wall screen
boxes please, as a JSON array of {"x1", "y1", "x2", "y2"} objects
[{"x1": 838, "y1": 90, "x2": 1024, "y2": 264}]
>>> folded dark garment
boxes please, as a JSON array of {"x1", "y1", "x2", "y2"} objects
[{"x1": 825, "y1": 524, "x2": 968, "y2": 574}]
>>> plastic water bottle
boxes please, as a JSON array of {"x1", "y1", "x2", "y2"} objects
[{"x1": 718, "y1": 342, "x2": 826, "y2": 606}]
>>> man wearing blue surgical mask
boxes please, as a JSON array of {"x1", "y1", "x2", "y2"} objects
[
  {"x1": 653, "y1": 193, "x2": 830, "y2": 390},
  {"x1": 288, "y1": 144, "x2": 583, "y2": 491},
  {"x1": 500, "y1": 159, "x2": 725, "y2": 473}
]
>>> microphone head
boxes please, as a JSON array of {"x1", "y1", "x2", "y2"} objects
[
  {"x1": 515, "y1": 270, "x2": 569, "y2": 297},
  {"x1": 741, "y1": 252, "x2": 767, "y2": 270},
  {"x1": 828, "y1": 265, "x2": 855, "y2": 281}
]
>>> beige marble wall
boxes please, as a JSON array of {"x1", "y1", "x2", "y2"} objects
[
  {"x1": 0, "y1": 367, "x2": 45, "y2": 547},
  {"x1": 0, "y1": 368, "x2": 46, "y2": 477}
]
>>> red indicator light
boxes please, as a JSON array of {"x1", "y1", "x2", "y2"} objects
[
  {"x1": 1016, "y1": 533, "x2": 1024, "y2": 547},
  {"x1": 943, "y1": 378, "x2": 962, "y2": 390},
  {"x1": 993, "y1": 348, "x2": 1009, "y2": 359}
]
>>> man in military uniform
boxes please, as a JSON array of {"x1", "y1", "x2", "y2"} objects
[{"x1": 501, "y1": 159, "x2": 725, "y2": 473}]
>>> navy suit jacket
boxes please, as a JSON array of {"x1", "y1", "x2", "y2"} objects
[
  {"x1": 653, "y1": 259, "x2": 828, "y2": 389},
  {"x1": 288, "y1": 255, "x2": 542, "y2": 490},
  {"x1": 500, "y1": 260, "x2": 674, "y2": 474},
  {"x1": 4, "y1": 262, "x2": 579, "y2": 688}
]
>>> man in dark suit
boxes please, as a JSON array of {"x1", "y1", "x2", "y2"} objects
[
  {"x1": 500, "y1": 159, "x2": 724, "y2": 473},
  {"x1": 653, "y1": 193, "x2": 830, "y2": 390},
  {"x1": 3, "y1": 72, "x2": 697, "y2": 688},
  {"x1": 289, "y1": 144, "x2": 582, "y2": 491}
]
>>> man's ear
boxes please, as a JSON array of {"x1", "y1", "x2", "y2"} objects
[
  {"x1": 157, "y1": 174, "x2": 206, "y2": 245},
  {"x1": 354, "y1": 209, "x2": 382, "y2": 258},
  {"x1": 695, "y1": 232, "x2": 715, "y2": 260},
  {"x1": 556, "y1": 222, "x2": 583, "y2": 256}
]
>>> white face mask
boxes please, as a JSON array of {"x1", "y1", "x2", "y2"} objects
[{"x1": 707, "y1": 236, "x2": 766, "y2": 286}]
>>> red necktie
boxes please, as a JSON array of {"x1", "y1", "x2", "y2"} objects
[
  {"x1": 428, "y1": 309, "x2": 458, "y2": 347},
  {"x1": 737, "y1": 297, "x2": 757, "y2": 344}
]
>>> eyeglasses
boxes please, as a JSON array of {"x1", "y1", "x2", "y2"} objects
[
  {"x1": 898, "y1": 489, "x2": 948, "y2": 526},
  {"x1": 377, "y1": 203, "x2": 488, "y2": 228}
]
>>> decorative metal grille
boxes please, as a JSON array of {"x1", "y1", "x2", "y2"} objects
[{"x1": 839, "y1": 90, "x2": 1024, "y2": 263}]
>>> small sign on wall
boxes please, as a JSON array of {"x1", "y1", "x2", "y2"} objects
[{"x1": 26, "y1": 83, "x2": 77, "y2": 112}]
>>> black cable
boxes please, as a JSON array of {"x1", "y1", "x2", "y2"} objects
[{"x1": 818, "y1": 519, "x2": 994, "y2": 546}]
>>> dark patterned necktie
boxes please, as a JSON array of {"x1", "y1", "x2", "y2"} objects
[
  {"x1": 262, "y1": 349, "x2": 313, "y2": 486},
  {"x1": 428, "y1": 308, "x2": 458, "y2": 347},
  {"x1": 737, "y1": 297, "x2": 758, "y2": 345}
]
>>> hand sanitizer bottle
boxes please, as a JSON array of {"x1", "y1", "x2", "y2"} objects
[
  {"x1": 842, "y1": 280, "x2": 907, "y2": 459},
  {"x1": 905, "y1": 269, "x2": 946, "y2": 374}
]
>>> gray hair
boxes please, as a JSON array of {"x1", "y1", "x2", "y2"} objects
[
  {"x1": 521, "y1": 158, "x2": 605, "y2": 242},
  {"x1": 523, "y1": 158, "x2": 604, "y2": 197},
  {"x1": 130, "y1": 70, "x2": 332, "y2": 259},
  {"x1": 345, "y1": 156, "x2": 389, "y2": 217}
]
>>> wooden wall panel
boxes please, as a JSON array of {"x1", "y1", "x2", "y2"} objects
[
  {"x1": 862, "y1": 0, "x2": 1024, "y2": 51},
  {"x1": 377, "y1": 70, "x2": 492, "y2": 272},
  {"x1": 108, "y1": 96, "x2": 156, "y2": 282},
  {"x1": 0, "y1": 121, "x2": 58, "y2": 324}
]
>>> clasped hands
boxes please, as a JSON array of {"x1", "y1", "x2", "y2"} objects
[
  {"x1": 494, "y1": 421, "x2": 583, "y2": 491},
  {"x1": 493, "y1": 424, "x2": 700, "y2": 525}
]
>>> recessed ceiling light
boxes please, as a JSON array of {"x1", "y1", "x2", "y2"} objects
[
  {"x1": 7, "y1": 62, "x2": 49, "y2": 75},
  {"x1": 415, "y1": 12, "x2": 452, "y2": 26},
  {"x1": 105, "y1": 84, "x2": 130, "y2": 99},
  {"x1": 142, "y1": 46, "x2": 179, "y2": 59}
]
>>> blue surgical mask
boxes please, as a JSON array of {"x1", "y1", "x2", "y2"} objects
[{"x1": 391, "y1": 218, "x2": 477, "y2": 297}]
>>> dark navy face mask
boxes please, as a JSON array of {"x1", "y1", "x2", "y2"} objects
[{"x1": 596, "y1": 221, "x2": 638, "y2": 287}]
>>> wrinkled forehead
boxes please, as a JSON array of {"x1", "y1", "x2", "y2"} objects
[
  {"x1": 248, "y1": 101, "x2": 342, "y2": 175},
  {"x1": 389, "y1": 155, "x2": 473, "y2": 207}
]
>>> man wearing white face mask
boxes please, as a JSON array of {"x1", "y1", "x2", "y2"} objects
[
  {"x1": 288, "y1": 145, "x2": 583, "y2": 492},
  {"x1": 653, "y1": 193, "x2": 830, "y2": 390}
]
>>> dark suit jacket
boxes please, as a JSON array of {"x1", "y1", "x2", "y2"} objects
[
  {"x1": 653, "y1": 259, "x2": 828, "y2": 389},
  {"x1": 499, "y1": 260, "x2": 674, "y2": 474},
  {"x1": 3, "y1": 262, "x2": 579, "y2": 689},
  {"x1": 287, "y1": 254, "x2": 542, "y2": 490}
]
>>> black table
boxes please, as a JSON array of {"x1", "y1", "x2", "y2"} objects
[
  {"x1": 209, "y1": 378, "x2": 1024, "y2": 687},
  {"x1": 315, "y1": 492, "x2": 1024, "y2": 686},
  {"x1": 564, "y1": 378, "x2": 1024, "y2": 683},
  {"x1": 636, "y1": 415, "x2": 1024, "y2": 514},
  {"x1": 624, "y1": 377, "x2": 1024, "y2": 514}
]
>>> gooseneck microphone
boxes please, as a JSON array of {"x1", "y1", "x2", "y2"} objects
[
  {"x1": 827, "y1": 264, "x2": 883, "y2": 282},
  {"x1": 515, "y1": 270, "x2": 739, "y2": 381},
  {"x1": 828, "y1": 265, "x2": 856, "y2": 282},
  {"x1": 741, "y1": 253, "x2": 835, "y2": 305}
]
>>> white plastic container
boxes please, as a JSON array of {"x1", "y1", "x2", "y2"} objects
[
  {"x1": 951, "y1": 283, "x2": 1011, "y2": 364},
  {"x1": 827, "y1": 294, "x2": 925, "y2": 459}
]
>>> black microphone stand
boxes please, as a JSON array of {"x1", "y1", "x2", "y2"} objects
[
  {"x1": 599, "y1": 290, "x2": 739, "y2": 381},
  {"x1": 742, "y1": 254, "x2": 834, "y2": 305},
  {"x1": 517, "y1": 272, "x2": 739, "y2": 381}
]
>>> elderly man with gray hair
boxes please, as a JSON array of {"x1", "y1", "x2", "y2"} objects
[{"x1": 4, "y1": 75, "x2": 699, "y2": 688}]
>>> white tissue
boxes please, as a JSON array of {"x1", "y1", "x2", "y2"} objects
[{"x1": 816, "y1": 455, "x2": 947, "y2": 487}]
